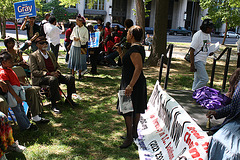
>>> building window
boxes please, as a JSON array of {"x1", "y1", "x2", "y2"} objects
[{"x1": 85, "y1": 0, "x2": 105, "y2": 10}]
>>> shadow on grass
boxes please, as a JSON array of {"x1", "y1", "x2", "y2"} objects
[{"x1": 7, "y1": 55, "x2": 237, "y2": 159}]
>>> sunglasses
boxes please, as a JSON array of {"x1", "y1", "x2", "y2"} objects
[{"x1": 39, "y1": 41, "x2": 48, "y2": 45}]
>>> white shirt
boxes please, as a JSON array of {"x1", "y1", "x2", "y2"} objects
[
  {"x1": 45, "y1": 24, "x2": 63, "y2": 46},
  {"x1": 40, "y1": 50, "x2": 49, "y2": 59},
  {"x1": 70, "y1": 25, "x2": 89, "y2": 47},
  {"x1": 237, "y1": 39, "x2": 240, "y2": 53},
  {"x1": 190, "y1": 30, "x2": 211, "y2": 64}
]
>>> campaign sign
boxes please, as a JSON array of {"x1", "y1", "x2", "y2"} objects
[
  {"x1": 14, "y1": 0, "x2": 37, "y2": 19},
  {"x1": 88, "y1": 32, "x2": 100, "y2": 48},
  {"x1": 134, "y1": 81, "x2": 210, "y2": 160}
]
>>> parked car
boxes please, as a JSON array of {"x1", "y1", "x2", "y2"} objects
[
  {"x1": 145, "y1": 27, "x2": 154, "y2": 35},
  {"x1": 220, "y1": 31, "x2": 239, "y2": 38},
  {"x1": 111, "y1": 23, "x2": 125, "y2": 31},
  {"x1": 3, "y1": 21, "x2": 21, "y2": 30},
  {"x1": 169, "y1": 27, "x2": 191, "y2": 36},
  {"x1": 69, "y1": 19, "x2": 97, "y2": 28}
]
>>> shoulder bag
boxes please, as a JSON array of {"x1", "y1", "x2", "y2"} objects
[{"x1": 184, "y1": 49, "x2": 201, "y2": 63}]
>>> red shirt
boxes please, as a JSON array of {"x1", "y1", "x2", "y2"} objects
[
  {"x1": 0, "y1": 68, "x2": 20, "y2": 86},
  {"x1": 104, "y1": 27, "x2": 111, "y2": 39},
  {"x1": 114, "y1": 36, "x2": 120, "y2": 44},
  {"x1": 64, "y1": 28, "x2": 72, "y2": 43},
  {"x1": 104, "y1": 40, "x2": 115, "y2": 53}
]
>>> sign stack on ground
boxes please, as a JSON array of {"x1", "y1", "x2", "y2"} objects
[{"x1": 135, "y1": 81, "x2": 210, "y2": 160}]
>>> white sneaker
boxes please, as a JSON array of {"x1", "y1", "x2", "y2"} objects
[{"x1": 8, "y1": 140, "x2": 26, "y2": 152}]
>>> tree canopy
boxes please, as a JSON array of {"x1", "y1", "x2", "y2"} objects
[
  {"x1": 199, "y1": 0, "x2": 240, "y2": 28},
  {"x1": 39, "y1": 0, "x2": 76, "y2": 21}
]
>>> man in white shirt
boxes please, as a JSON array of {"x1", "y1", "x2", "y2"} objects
[
  {"x1": 45, "y1": 16, "x2": 65, "y2": 61},
  {"x1": 190, "y1": 19, "x2": 214, "y2": 91},
  {"x1": 39, "y1": 13, "x2": 50, "y2": 37}
]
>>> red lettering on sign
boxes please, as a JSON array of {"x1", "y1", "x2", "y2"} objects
[
  {"x1": 165, "y1": 142, "x2": 174, "y2": 160},
  {"x1": 187, "y1": 127, "x2": 204, "y2": 139},
  {"x1": 161, "y1": 134, "x2": 169, "y2": 145},
  {"x1": 156, "y1": 127, "x2": 163, "y2": 133},
  {"x1": 150, "y1": 114, "x2": 155, "y2": 119},
  {"x1": 159, "y1": 131, "x2": 165, "y2": 137},
  {"x1": 189, "y1": 148, "x2": 200, "y2": 159},
  {"x1": 202, "y1": 142, "x2": 209, "y2": 153},
  {"x1": 184, "y1": 132, "x2": 194, "y2": 148}
]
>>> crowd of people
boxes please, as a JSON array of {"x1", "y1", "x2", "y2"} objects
[
  {"x1": 0, "y1": 12, "x2": 240, "y2": 158},
  {"x1": 0, "y1": 14, "x2": 145, "y2": 157}
]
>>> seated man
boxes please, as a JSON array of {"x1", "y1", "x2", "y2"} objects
[{"x1": 29, "y1": 36, "x2": 77, "y2": 113}]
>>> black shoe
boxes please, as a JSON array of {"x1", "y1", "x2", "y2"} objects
[
  {"x1": 27, "y1": 124, "x2": 38, "y2": 131},
  {"x1": 51, "y1": 107, "x2": 61, "y2": 114},
  {"x1": 65, "y1": 99, "x2": 78, "y2": 107},
  {"x1": 33, "y1": 118, "x2": 50, "y2": 124},
  {"x1": 120, "y1": 138, "x2": 133, "y2": 149}
]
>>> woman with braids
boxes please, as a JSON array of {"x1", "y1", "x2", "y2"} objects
[{"x1": 116, "y1": 26, "x2": 147, "y2": 149}]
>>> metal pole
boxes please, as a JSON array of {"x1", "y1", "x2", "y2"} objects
[
  {"x1": 15, "y1": 19, "x2": 19, "y2": 48},
  {"x1": 222, "y1": 48, "x2": 231, "y2": 92},
  {"x1": 164, "y1": 44, "x2": 173, "y2": 90},
  {"x1": 158, "y1": 54, "x2": 164, "y2": 84},
  {"x1": 210, "y1": 59, "x2": 216, "y2": 88}
]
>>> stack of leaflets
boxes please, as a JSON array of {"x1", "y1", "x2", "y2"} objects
[{"x1": 118, "y1": 90, "x2": 134, "y2": 114}]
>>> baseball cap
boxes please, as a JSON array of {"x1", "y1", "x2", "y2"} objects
[{"x1": 202, "y1": 19, "x2": 214, "y2": 28}]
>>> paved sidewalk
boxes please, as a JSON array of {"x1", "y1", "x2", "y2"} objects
[{"x1": 0, "y1": 33, "x2": 237, "y2": 61}]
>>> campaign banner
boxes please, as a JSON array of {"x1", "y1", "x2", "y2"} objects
[
  {"x1": 14, "y1": 0, "x2": 37, "y2": 19},
  {"x1": 88, "y1": 32, "x2": 100, "y2": 48},
  {"x1": 135, "y1": 81, "x2": 210, "y2": 160}
]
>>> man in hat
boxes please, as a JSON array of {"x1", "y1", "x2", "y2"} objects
[
  {"x1": 29, "y1": 37, "x2": 77, "y2": 114},
  {"x1": 190, "y1": 19, "x2": 214, "y2": 91}
]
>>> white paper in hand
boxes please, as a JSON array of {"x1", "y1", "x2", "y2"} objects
[{"x1": 118, "y1": 90, "x2": 133, "y2": 114}]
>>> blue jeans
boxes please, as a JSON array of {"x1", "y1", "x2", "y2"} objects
[
  {"x1": 106, "y1": 51, "x2": 119, "y2": 66},
  {"x1": 64, "y1": 41, "x2": 70, "y2": 62},
  {"x1": 192, "y1": 61, "x2": 209, "y2": 91},
  {"x1": 11, "y1": 103, "x2": 31, "y2": 130}
]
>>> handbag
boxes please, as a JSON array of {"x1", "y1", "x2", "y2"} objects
[
  {"x1": 184, "y1": 49, "x2": 201, "y2": 63},
  {"x1": 76, "y1": 27, "x2": 88, "y2": 54}
]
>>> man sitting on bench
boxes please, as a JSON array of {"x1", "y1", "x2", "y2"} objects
[{"x1": 29, "y1": 36, "x2": 77, "y2": 114}]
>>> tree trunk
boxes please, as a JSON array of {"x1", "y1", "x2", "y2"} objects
[
  {"x1": 146, "y1": 0, "x2": 169, "y2": 66},
  {"x1": 136, "y1": 0, "x2": 145, "y2": 41},
  {"x1": 1, "y1": 16, "x2": 6, "y2": 39},
  {"x1": 222, "y1": 20, "x2": 228, "y2": 45}
]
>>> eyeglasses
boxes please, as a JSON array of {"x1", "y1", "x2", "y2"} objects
[{"x1": 39, "y1": 41, "x2": 48, "y2": 45}]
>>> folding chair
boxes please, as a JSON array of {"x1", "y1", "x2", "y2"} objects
[{"x1": 12, "y1": 66, "x2": 44, "y2": 113}]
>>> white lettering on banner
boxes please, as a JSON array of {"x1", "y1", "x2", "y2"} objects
[
  {"x1": 135, "y1": 81, "x2": 210, "y2": 160},
  {"x1": 17, "y1": 5, "x2": 32, "y2": 13}
]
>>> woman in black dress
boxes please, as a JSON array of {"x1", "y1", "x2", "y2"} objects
[{"x1": 116, "y1": 26, "x2": 147, "y2": 148}]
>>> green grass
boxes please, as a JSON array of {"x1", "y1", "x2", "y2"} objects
[{"x1": 5, "y1": 45, "x2": 238, "y2": 159}]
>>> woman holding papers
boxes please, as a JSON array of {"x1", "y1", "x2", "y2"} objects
[
  {"x1": 116, "y1": 26, "x2": 147, "y2": 149},
  {"x1": 190, "y1": 19, "x2": 215, "y2": 91}
]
